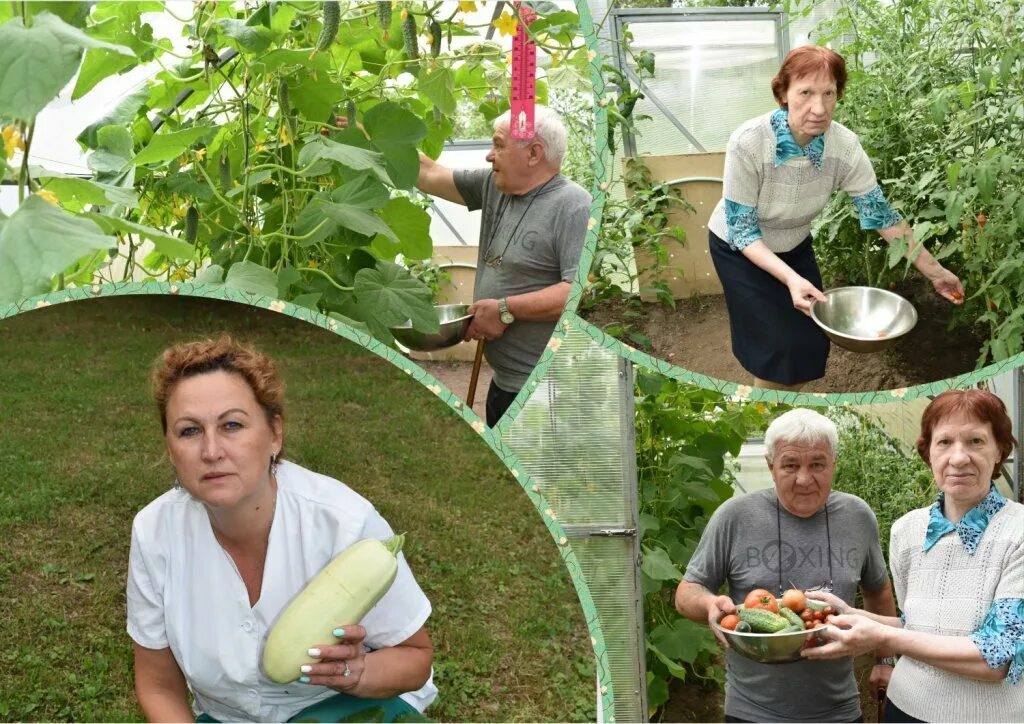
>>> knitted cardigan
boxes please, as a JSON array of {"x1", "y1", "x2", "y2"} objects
[{"x1": 885, "y1": 500, "x2": 1024, "y2": 722}]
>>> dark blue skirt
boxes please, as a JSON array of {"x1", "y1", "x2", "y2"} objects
[{"x1": 708, "y1": 230, "x2": 829, "y2": 385}]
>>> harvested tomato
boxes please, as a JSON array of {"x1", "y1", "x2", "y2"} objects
[
  {"x1": 821, "y1": 605, "x2": 835, "y2": 617},
  {"x1": 800, "y1": 609, "x2": 816, "y2": 622},
  {"x1": 977, "y1": 213, "x2": 987, "y2": 229},
  {"x1": 720, "y1": 614, "x2": 740, "y2": 631},
  {"x1": 781, "y1": 588, "x2": 807, "y2": 614},
  {"x1": 744, "y1": 589, "x2": 779, "y2": 613},
  {"x1": 987, "y1": 298, "x2": 997, "y2": 311},
  {"x1": 951, "y1": 290, "x2": 964, "y2": 302},
  {"x1": 888, "y1": 281, "x2": 897, "y2": 290}
]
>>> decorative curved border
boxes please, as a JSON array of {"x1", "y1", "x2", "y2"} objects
[
  {"x1": 0, "y1": 281, "x2": 614, "y2": 718},
  {"x1": 493, "y1": 0, "x2": 609, "y2": 436},
  {"x1": 565, "y1": 313, "x2": 1023, "y2": 406}
]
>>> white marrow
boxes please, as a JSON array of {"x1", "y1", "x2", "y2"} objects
[{"x1": 262, "y1": 534, "x2": 404, "y2": 683}]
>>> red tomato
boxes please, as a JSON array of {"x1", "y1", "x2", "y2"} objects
[
  {"x1": 781, "y1": 589, "x2": 807, "y2": 614},
  {"x1": 978, "y1": 213, "x2": 987, "y2": 229},
  {"x1": 720, "y1": 614, "x2": 740, "y2": 631},
  {"x1": 744, "y1": 589, "x2": 779, "y2": 613}
]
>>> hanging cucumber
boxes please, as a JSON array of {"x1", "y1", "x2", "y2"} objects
[
  {"x1": 429, "y1": 19, "x2": 442, "y2": 58},
  {"x1": 376, "y1": 1, "x2": 392, "y2": 36},
  {"x1": 316, "y1": 1, "x2": 340, "y2": 52},
  {"x1": 401, "y1": 9, "x2": 418, "y2": 60},
  {"x1": 184, "y1": 206, "x2": 199, "y2": 244},
  {"x1": 219, "y1": 153, "x2": 232, "y2": 190}
]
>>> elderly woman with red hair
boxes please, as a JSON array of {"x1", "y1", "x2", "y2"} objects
[
  {"x1": 803, "y1": 389, "x2": 1024, "y2": 722},
  {"x1": 707, "y1": 46, "x2": 964, "y2": 390}
]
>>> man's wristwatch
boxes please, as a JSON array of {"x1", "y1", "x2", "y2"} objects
[
  {"x1": 498, "y1": 298, "x2": 515, "y2": 325},
  {"x1": 875, "y1": 656, "x2": 896, "y2": 667}
]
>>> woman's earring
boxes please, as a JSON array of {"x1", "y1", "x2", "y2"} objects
[
  {"x1": 173, "y1": 478, "x2": 182, "y2": 490},
  {"x1": 270, "y1": 452, "x2": 279, "y2": 477}
]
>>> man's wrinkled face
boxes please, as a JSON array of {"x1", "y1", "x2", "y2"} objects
[
  {"x1": 768, "y1": 439, "x2": 835, "y2": 518},
  {"x1": 485, "y1": 125, "x2": 541, "y2": 194}
]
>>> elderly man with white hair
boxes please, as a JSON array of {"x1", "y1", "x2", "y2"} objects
[
  {"x1": 417, "y1": 105, "x2": 590, "y2": 426},
  {"x1": 674, "y1": 408, "x2": 899, "y2": 723}
]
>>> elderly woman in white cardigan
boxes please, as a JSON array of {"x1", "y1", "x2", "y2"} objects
[
  {"x1": 803, "y1": 389, "x2": 1024, "y2": 723},
  {"x1": 706, "y1": 45, "x2": 964, "y2": 391}
]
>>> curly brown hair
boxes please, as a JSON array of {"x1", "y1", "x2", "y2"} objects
[{"x1": 152, "y1": 336, "x2": 286, "y2": 454}]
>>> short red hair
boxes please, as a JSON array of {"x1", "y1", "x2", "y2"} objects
[
  {"x1": 771, "y1": 46, "x2": 847, "y2": 108},
  {"x1": 916, "y1": 389, "x2": 1016, "y2": 470}
]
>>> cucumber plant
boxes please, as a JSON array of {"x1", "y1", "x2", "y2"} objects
[{"x1": 0, "y1": 1, "x2": 591, "y2": 344}]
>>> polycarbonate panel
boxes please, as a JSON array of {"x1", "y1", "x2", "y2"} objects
[
  {"x1": 623, "y1": 18, "x2": 781, "y2": 155},
  {"x1": 571, "y1": 535, "x2": 645, "y2": 724},
  {"x1": 505, "y1": 325, "x2": 644, "y2": 722},
  {"x1": 505, "y1": 326, "x2": 631, "y2": 526}
]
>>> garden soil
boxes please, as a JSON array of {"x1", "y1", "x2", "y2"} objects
[{"x1": 582, "y1": 281, "x2": 984, "y2": 393}]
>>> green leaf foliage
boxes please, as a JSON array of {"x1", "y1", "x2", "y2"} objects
[
  {"x1": 354, "y1": 262, "x2": 439, "y2": 333},
  {"x1": 0, "y1": 12, "x2": 133, "y2": 121},
  {"x1": 0, "y1": 196, "x2": 115, "y2": 304},
  {"x1": 131, "y1": 126, "x2": 215, "y2": 167},
  {"x1": 224, "y1": 260, "x2": 279, "y2": 298}
]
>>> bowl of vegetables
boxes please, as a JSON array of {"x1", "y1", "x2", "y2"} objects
[
  {"x1": 389, "y1": 304, "x2": 474, "y2": 352},
  {"x1": 713, "y1": 588, "x2": 835, "y2": 664}
]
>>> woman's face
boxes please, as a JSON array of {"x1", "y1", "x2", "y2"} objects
[
  {"x1": 164, "y1": 370, "x2": 283, "y2": 509},
  {"x1": 783, "y1": 70, "x2": 838, "y2": 142},
  {"x1": 929, "y1": 411, "x2": 1000, "y2": 510}
]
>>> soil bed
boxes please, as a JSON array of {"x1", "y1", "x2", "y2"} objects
[{"x1": 582, "y1": 280, "x2": 984, "y2": 393}]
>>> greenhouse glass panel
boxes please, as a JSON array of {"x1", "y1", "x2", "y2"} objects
[{"x1": 620, "y1": 16, "x2": 782, "y2": 155}]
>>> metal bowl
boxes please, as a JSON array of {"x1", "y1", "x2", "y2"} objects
[
  {"x1": 389, "y1": 304, "x2": 474, "y2": 352},
  {"x1": 713, "y1": 600, "x2": 831, "y2": 664},
  {"x1": 810, "y1": 286, "x2": 917, "y2": 353}
]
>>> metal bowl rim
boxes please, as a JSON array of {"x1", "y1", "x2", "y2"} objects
[
  {"x1": 387, "y1": 308, "x2": 475, "y2": 332},
  {"x1": 809, "y1": 286, "x2": 918, "y2": 342}
]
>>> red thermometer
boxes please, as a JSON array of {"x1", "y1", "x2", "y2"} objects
[{"x1": 510, "y1": 2, "x2": 537, "y2": 140}]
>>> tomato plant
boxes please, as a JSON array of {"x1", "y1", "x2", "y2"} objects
[{"x1": 803, "y1": 0, "x2": 1024, "y2": 364}]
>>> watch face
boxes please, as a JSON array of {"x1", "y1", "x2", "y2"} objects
[{"x1": 500, "y1": 312, "x2": 514, "y2": 324}]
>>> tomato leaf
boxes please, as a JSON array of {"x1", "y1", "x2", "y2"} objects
[{"x1": 0, "y1": 196, "x2": 116, "y2": 304}]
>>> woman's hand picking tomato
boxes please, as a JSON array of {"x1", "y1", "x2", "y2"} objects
[{"x1": 743, "y1": 588, "x2": 779, "y2": 613}]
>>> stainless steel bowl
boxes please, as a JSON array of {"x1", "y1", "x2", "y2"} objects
[
  {"x1": 389, "y1": 304, "x2": 474, "y2": 352},
  {"x1": 810, "y1": 286, "x2": 917, "y2": 353},
  {"x1": 713, "y1": 600, "x2": 832, "y2": 664}
]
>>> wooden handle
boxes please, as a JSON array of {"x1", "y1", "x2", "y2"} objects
[{"x1": 467, "y1": 341, "x2": 485, "y2": 408}]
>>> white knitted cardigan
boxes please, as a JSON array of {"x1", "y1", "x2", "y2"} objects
[{"x1": 885, "y1": 500, "x2": 1024, "y2": 722}]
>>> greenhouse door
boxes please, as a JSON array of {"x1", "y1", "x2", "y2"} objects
[{"x1": 504, "y1": 327, "x2": 646, "y2": 722}]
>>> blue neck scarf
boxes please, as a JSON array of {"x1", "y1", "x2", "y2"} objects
[
  {"x1": 923, "y1": 483, "x2": 1007, "y2": 555},
  {"x1": 771, "y1": 108, "x2": 826, "y2": 170}
]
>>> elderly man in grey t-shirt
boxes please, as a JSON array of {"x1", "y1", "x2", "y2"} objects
[
  {"x1": 416, "y1": 106, "x2": 590, "y2": 426},
  {"x1": 675, "y1": 409, "x2": 899, "y2": 722}
]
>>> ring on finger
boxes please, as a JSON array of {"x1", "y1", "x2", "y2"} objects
[{"x1": 343, "y1": 662, "x2": 351, "y2": 678}]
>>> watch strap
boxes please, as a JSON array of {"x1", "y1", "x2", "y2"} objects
[{"x1": 874, "y1": 656, "x2": 896, "y2": 666}]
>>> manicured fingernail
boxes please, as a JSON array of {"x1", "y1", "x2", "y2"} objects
[
  {"x1": 308, "y1": 648, "x2": 321, "y2": 657},
  {"x1": 299, "y1": 675, "x2": 310, "y2": 684},
  {"x1": 333, "y1": 628, "x2": 345, "y2": 638},
  {"x1": 300, "y1": 665, "x2": 312, "y2": 673}
]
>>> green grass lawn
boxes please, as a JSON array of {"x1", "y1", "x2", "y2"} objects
[{"x1": 0, "y1": 295, "x2": 595, "y2": 722}]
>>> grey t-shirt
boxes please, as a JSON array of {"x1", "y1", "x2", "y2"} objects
[
  {"x1": 453, "y1": 168, "x2": 590, "y2": 392},
  {"x1": 684, "y1": 489, "x2": 889, "y2": 723}
]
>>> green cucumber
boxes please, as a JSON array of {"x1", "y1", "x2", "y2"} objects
[
  {"x1": 779, "y1": 606, "x2": 805, "y2": 629},
  {"x1": 738, "y1": 608, "x2": 790, "y2": 633},
  {"x1": 735, "y1": 621, "x2": 752, "y2": 633},
  {"x1": 316, "y1": 1, "x2": 340, "y2": 51}
]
